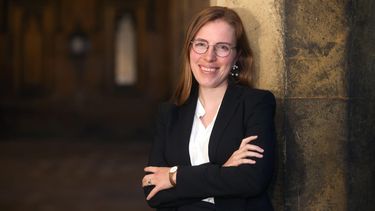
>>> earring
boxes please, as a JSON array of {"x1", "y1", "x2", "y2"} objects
[{"x1": 231, "y1": 64, "x2": 239, "y2": 77}]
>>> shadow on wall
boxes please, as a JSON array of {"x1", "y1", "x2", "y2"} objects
[
  {"x1": 234, "y1": 7, "x2": 286, "y2": 210},
  {"x1": 347, "y1": 0, "x2": 375, "y2": 210}
]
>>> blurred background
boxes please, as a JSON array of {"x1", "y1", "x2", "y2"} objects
[
  {"x1": 0, "y1": 0, "x2": 210, "y2": 141},
  {"x1": 1, "y1": 0, "x2": 375, "y2": 211},
  {"x1": 0, "y1": 0, "x2": 209, "y2": 210}
]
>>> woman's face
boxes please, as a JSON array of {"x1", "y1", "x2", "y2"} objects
[{"x1": 189, "y1": 19, "x2": 237, "y2": 89}]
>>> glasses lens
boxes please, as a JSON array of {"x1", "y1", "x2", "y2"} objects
[
  {"x1": 191, "y1": 41, "x2": 234, "y2": 57},
  {"x1": 192, "y1": 41, "x2": 208, "y2": 54},
  {"x1": 215, "y1": 44, "x2": 231, "y2": 57}
]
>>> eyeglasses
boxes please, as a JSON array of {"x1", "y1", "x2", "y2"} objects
[{"x1": 190, "y1": 40, "x2": 236, "y2": 57}]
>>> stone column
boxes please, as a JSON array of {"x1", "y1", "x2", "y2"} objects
[
  {"x1": 284, "y1": 1, "x2": 349, "y2": 210},
  {"x1": 211, "y1": 0, "x2": 359, "y2": 210}
]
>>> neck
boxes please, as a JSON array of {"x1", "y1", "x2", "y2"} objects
[{"x1": 198, "y1": 82, "x2": 228, "y2": 108}]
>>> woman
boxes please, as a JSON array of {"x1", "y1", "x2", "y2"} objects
[{"x1": 142, "y1": 6, "x2": 276, "y2": 211}]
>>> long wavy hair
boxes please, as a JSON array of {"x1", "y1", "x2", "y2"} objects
[{"x1": 172, "y1": 6, "x2": 254, "y2": 106}]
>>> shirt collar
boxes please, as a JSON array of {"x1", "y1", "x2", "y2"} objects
[{"x1": 196, "y1": 99, "x2": 206, "y2": 118}]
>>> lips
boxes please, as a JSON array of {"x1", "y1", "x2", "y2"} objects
[{"x1": 200, "y1": 65, "x2": 218, "y2": 73}]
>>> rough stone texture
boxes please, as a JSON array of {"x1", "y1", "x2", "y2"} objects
[
  {"x1": 212, "y1": 1, "x2": 375, "y2": 210},
  {"x1": 284, "y1": 0, "x2": 350, "y2": 210},
  {"x1": 285, "y1": 100, "x2": 347, "y2": 210},
  {"x1": 348, "y1": 1, "x2": 375, "y2": 210},
  {"x1": 285, "y1": 0, "x2": 349, "y2": 98}
]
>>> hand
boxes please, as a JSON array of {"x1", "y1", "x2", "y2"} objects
[
  {"x1": 223, "y1": 135, "x2": 264, "y2": 167},
  {"x1": 142, "y1": 166, "x2": 174, "y2": 200}
]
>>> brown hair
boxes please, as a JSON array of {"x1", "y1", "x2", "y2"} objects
[{"x1": 172, "y1": 6, "x2": 254, "y2": 106}]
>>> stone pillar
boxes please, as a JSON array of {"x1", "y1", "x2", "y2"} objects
[
  {"x1": 210, "y1": 0, "x2": 370, "y2": 210},
  {"x1": 284, "y1": 1, "x2": 349, "y2": 210}
]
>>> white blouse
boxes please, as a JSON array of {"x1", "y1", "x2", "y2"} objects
[{"x1": 188, "y1": 99, "x2": 221, "y2": 204}]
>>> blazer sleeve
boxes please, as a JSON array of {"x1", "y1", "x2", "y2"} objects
[
  {"x1": 175, "y1": 91, "x2": 276, "y2": 199},
  {"x1": 143, "y1": 103, "x2": 203, "y2": 208}
]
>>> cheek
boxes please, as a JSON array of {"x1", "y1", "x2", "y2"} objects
[
  {"x1": 223, "y1": 58, "x2": 236, "y2": 70},
  {"x1": 189, "y1": 50, "x2": 199, "y2": 64},
  {"x1": 226, "y1": 56, "x2": 237, "y2": 69}
]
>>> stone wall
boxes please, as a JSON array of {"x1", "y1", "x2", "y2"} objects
[
  {"x1": 284, "y1": 0, "x2": 349, "y2": 210},
  {"x1": 211, "y1": 0, "x2": 375, "y2": 210}
]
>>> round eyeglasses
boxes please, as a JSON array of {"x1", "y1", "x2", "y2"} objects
[{"x1": 191, "y1": 40, "x2": 236, "y2": 57}]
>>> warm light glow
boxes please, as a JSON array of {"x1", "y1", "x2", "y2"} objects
[{"x1": 114, "y1": 14, "x2": 137, "y2": 86}]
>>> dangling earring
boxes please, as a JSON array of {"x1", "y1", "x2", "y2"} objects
[{"x1": 231, "y1": 64, "x2": 239, "y2": 77}]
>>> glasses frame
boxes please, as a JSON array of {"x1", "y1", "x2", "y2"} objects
[{"x1": 190, "y1": 40, "x2": 236, "y2": 58}]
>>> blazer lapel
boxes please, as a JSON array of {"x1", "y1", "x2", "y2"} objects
[
  {"x1": 209, "y1": 84, "x2": 242, "y2": 162},
  {"x1": 174, "y1": 92, "x2": 198, "y2": 166}
]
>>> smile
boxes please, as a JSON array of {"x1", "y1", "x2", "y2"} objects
[{"x1": 200, "y1": 66, "x2": 218, "y2": 72}]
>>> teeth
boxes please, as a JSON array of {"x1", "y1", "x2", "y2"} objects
[{"x1": 201, "y1": 66, "x2": 216, "y2": 72}]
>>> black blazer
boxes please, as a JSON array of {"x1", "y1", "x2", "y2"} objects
[{"x1": 144, "y1": 83, "x2": 276, "y2": 211}]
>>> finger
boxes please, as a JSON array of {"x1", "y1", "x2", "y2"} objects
[
  {"x1": 143, "y1": 179, "x2": 153, "y2": 187},
  {"x1": 237, "y1": 151, "x2": 263, "y2": 159},
  {"x1": 225, "y1": 157, "x2": 256, "y2": 167},
  {"x1": 239, "y1": 136, "x2": 255, "y2": 148},
  {"x1": 244, "y1": 144, "x2": 264, "y2": 153},
  {"x1": 144, "y1": 166, "x2": 157, "y2": 173},
  {"x1": 237, "y1": 158, "x2": 256, "y2": 165},
  {"x1": 142, "y1": 176, "x2": 151, "y2": 187},
  {"x1": 239, "y1": 136, "x2": 258, "y2": 148},
  {"x1": 142, "y1": 180, "x2": 149, "y2": 187},
  {"x1": 147, "y1": 186, "x2": 159, "y2": 200},
  {"x1": 237, "y1": 145, "x2": 263, "y2": 156},
  {"x1": 246, "y1": 151, "x2": 263, "y2": 158},
  {"x1": 142, "y1": 176, "x2": 148, "y2": 187}
]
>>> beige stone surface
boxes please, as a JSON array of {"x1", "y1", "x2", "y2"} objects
[
  {"x1": 211, "y1": 0, "x2": 285, "y2": 97},
  {"x1": 286, "y1": 1, "x2": 349, "y2": 98},
  {"x1": 286, "y1": 100, "x2": 347, "y2": 210},
  {"x1": 284, "y1": 1, "x2": 350, "y2": 209}
]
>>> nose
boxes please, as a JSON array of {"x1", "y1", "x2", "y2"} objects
[{"x1": 203, "y1": 46, "x2": 217, "y2": 62}]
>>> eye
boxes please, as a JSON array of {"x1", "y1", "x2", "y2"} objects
[
  {"x1": 194, "y1": 41, "x2": 207, "y2": 48},
  {"x1": 216, "y1": 44, "x2": 230, "y2": 51}
]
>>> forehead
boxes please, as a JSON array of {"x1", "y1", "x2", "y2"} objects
[{"x1": 194, "y1": 19, "x2": 236, "y2": 43}]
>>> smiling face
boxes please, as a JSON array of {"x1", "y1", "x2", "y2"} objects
[{"x1": 189, "y1": 19, "x2": 237, "y2": 89}]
